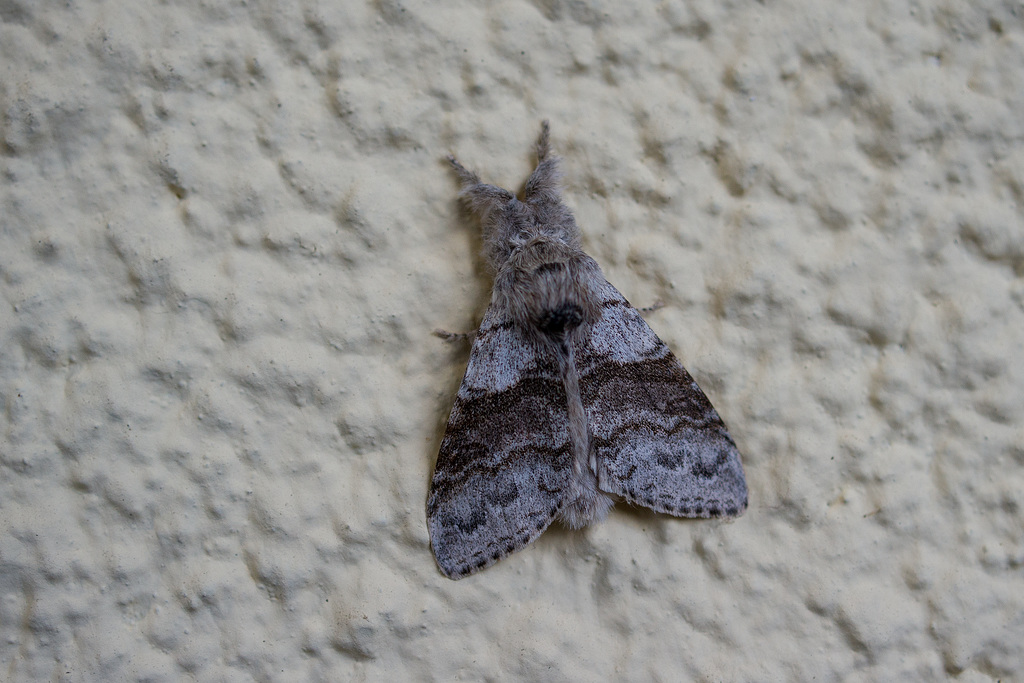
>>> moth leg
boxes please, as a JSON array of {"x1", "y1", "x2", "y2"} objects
[
  {"x1": 433, "y1": 328, "x2": 477, "y2": 344},
  {"x1": 637, "y1": 300, "x2": 665, "y2": 315}
]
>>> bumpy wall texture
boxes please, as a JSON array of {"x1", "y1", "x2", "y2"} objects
[{"x1": 2, "y1": 1, "x2": 1022, "y2": 680}]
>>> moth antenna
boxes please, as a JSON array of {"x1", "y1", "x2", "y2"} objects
[
  {"x1": 447, "y1": 153, "x2": 514, "y2": 215},
  {"x1": 446, "y1": 153, "x2": 481, "y2": 188},
  {"x1": 535, "y1": 120, "x2": 551, "y2": 161},
  {"x1": 525, "y1": 121, "x2": 561, "y2": 203}
]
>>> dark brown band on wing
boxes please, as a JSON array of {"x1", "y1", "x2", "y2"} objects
[
  {"x1": 579, "y1": 353, "x2": 721, "y2": 425},
  {"x1": 436, "y1": 374, "x2": 569, "y2": 473}
]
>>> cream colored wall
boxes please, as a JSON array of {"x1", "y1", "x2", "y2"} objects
[{"x1": 1, "y1": 1, "x2": 1021, "y2": 680}]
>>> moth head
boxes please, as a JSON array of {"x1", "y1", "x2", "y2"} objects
[{"x1": 481, "y1": 197, "x2": 582, "y2": 272}]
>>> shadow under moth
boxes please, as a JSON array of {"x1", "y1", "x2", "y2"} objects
[{"x1": 428, "y1": 122, "x2": 747, "y2": 579}]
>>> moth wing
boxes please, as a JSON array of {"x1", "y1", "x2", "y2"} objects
[
  {"x1": 427, "y1": 304, "x2": 573, "y2": 579},
  {"x1": 577, "y1": 280, "x2": 748, "y2": 518}
]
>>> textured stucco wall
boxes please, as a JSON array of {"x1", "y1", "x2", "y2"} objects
[{"x1": 2, "y1": 0, "x2": 1022, "y2": 680}]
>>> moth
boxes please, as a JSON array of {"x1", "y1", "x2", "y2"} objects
[{"x1": 428, "y1": 122, "x2": 747, "y2": 579}]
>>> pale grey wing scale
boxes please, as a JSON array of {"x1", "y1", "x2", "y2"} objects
[
  {"x1": 577, "y1": 280, "x2": 748, "y2": 518},
  {"x1": 427, "y1": 304, "x2": 573, "y2": 579}
]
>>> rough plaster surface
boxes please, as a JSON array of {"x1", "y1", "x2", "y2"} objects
[{"x1": 2, "y1": 0, "x2": 1023, "y2": 680}]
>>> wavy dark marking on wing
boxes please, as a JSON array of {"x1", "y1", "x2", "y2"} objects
[
  {"x1": 427, "y1": 303, "x2": 573, "y2": 579},
  {"x1": 577, "y1": 279, "x2": 748, "y2": 519},
  {"x1": 433, "y1": 374, "x2": 568, "y2": 478}
]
